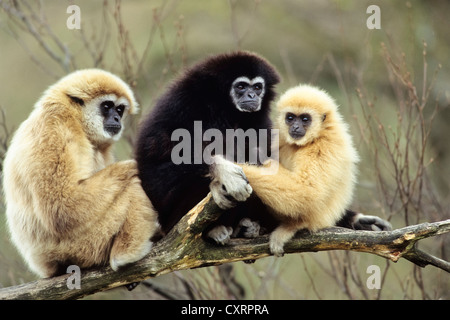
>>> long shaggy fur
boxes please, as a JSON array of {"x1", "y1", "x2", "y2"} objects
[
  {"x1": 240, "y1": 84, "x2": 359, "y2": 255},
  {"x1": 3, "y1": 69, "x2": 160, "y2": 277}
]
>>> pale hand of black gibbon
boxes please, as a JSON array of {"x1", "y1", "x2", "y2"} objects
[{"x1": 209, "y1": 154, "x2": 253, "y2": 210}]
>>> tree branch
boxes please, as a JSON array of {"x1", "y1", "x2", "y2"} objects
[{"x1": 0, "y1": 194, "x2": 448, "y2": 300}]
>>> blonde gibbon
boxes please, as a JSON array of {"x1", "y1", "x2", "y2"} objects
[
  {"x1": 3, "y1": 69, "x2": 161, "y2": 278},
  {"x1": 239, "y1": 84, "x2": 359, "y2": 256}
]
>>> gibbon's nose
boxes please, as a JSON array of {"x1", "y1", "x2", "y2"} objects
[
  {"x1": 290, "y1": 126, "x2": 306, "y2": 139},
  {"x1": 114, "y1": 115, "x2": 120, "y2": 123},
  {"x1": 248, "y1": 92, "x2": 256, "y2": 99}
]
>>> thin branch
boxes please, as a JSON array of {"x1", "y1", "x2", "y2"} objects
[
  {"x1": 0, "y1": 194, "x2": 448, "y2": 300},
  {"x1": 1, "y1": 0, "x2": 71, "y2": 72}
]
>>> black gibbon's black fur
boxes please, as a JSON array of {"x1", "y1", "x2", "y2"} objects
[
  {"x1": 135, "y1": 51, "x2": 279, "y2": 235},
  {"x1": 135, "y1": 51, "x2": 391, "y2": 238}
]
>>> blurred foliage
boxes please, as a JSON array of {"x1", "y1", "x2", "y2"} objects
[{"x1": 0, "y1": 0, "x2": 448, "y2": 299}]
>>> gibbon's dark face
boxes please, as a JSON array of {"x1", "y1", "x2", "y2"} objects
[
  {"x1": 285, "y1": 112, "x2": 312, "y2": 140},
  {"x1": 100, "y1": 100, "x2": 125, "y2": 136},
  {"x1": 230, "y1": 76, "x2": 265, "y2": 112}
]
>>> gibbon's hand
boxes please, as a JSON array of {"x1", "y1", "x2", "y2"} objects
[
  {"x1": 207, "y1": 225, "x2": 233, "y2": 245},
  {"x1": 353, "y1": 213, "x2": 392, "y2": 231},
  {"x1": 209, "y1": 155, "x2": 253, "y2": 209},
  {"x1": 232, "y1": 218, "x2": 261, "y2": 238}
]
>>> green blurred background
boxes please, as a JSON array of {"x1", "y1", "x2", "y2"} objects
[{"x1": 0, "y1": 0, "x2": 448, "y2": 299}]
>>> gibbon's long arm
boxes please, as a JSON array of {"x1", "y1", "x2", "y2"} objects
[
  {"x1": 31, "y1": 114, "x2": 135, "y2": 235},
  {"x1": 239, "y1": 160, "x2": 334, "y2": 220}
]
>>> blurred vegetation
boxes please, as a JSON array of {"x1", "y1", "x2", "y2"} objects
[{"x1": 0, "y1": 0, "x2": 448, "y2": 299}]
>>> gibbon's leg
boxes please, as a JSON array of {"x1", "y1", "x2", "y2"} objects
[
  {"x1": 71, "y1": 160, "x2": 142, "y2": 227},
  {"x1": 109, "y1": 176, "x2": 159, "y2": 270},
  {"x1": 269, "y1": 223, "x2": 301, "y2": 257},
  {"x1": 74, "y1": 160, "x2": 158, "y2": 270},
  {"x1": 29, "y1": 254, "x2": 61, "y2": 278}
]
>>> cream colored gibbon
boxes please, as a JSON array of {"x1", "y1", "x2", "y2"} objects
[
  {"x1": 3, "y1": 69, "x2": 160, "y2": 278},
  {"x1": 239, "y1": 84, "x2": 359, "y2": 256}
]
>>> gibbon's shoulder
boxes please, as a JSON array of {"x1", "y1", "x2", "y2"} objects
[{"x1": 36, "y1": 69, "x2": 139, "y2": 114}]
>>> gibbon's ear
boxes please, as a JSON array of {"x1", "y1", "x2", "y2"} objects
[
  {"x1": 322, "y1": 114, "x2": 327, "y2": 122},
  {"x1": 68, "y1": 95, "x2": 85, "y2": 106}
]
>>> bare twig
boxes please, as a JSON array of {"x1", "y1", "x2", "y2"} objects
[{"x1": 1, "y1": 0, "x2": 73, "y2": 73}]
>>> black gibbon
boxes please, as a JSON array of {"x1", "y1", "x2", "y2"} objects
[
  {"x1": 3, "y1": 69, "x2": 161, "y2": 278},
  {"x1": 240, "y1": 84, "x2": 391, "y2": 256},
  {"x1": 135, "y1": 51, "x2": 280, "y2": 241}
]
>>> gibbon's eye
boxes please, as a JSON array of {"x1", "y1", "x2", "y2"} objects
[
  {"x1": 236, "y1": 82, "x2": 248, "y2": 91},
  {"x1": 285, "y1": 113, "x2": 295, "y2": 123},
  {"x1": 300, "y1": 113, "x2": 311, "y2": 123},
  {"x1": 253, "y1": 83, "x2": 263, "y2": 91},
  {"x1": 102, "y1": 101, "x2": 115, "y2": 109},
  {"x1": 116, "y1": 105, "x2": 125, "y2": 117}
]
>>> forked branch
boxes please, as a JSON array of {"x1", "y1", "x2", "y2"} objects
[{"x1": 0, "y1": 194, "x2": 448, "y2": 300}]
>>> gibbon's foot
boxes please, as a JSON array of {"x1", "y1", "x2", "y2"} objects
[
  {"x1": 269, "y1": 240, "x2": 285, "y2": 258},
  {"x1": 269, "y1": 229, "x2": 286, "y2": 257},
  {"x1": 353, "y1": 213, "x2": 392, "y2": 231},
  {"x1": 110, "y1": 240, "x2": 153, "y2": 271},
  {"x1": 269, "y1": 225, "x2": 299, "y2": 257},
  {"x1": 210, "y1": 155, "x2": 253, "y2": 209},
  {"x1": 207, "y1": 225, "x2": 233, "y2": 245},
  {"x1": 232, "y1": 218, "x2": 261, "y2": 238}
]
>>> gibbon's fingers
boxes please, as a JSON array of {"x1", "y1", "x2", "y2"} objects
[
  {"x1": 269, "y1": 224, "x2": 297, "y2": 257},
  {"x1": 207, "y1": 225, "x2": 233, "y2": 245},
  {"x1": 209, "y1": 179, "x2": 237, "y2": 209},
  {"x1": 232, "y1": 218, "x2": 261, "y2": 238},
  {"x1": 353, "y1": 213, "x2": 392, "y2": 231},
  {"x1": 269, "y1": 223, "x2": 299, "y2": 257},
  {"x1": 210, "y1": 155, "x2": 253, "y2": 206}
]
